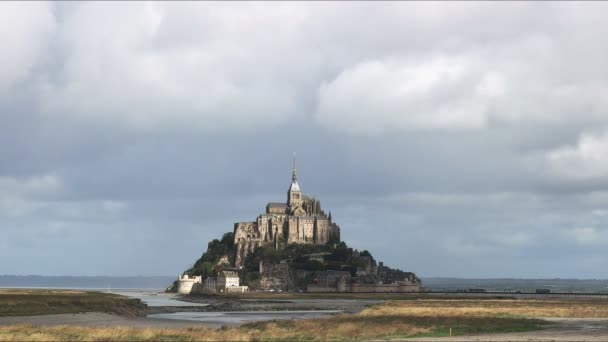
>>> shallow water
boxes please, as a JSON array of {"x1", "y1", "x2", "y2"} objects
[
  {"x1": 114, "y1": 291, "x2": 209, "y2": 307},
  {"x1": 148, "y1": 310, "x2": 341, "y2": 326}
]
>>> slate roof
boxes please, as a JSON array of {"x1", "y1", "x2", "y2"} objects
[{"x1": 267, "y1": 202, "x2": 288, "y2": 208}]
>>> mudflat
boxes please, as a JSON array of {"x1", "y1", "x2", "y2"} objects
[
  {"x1": 158, "y1": 295, "x2": 382, "y2": 314},
  {"x1": 0, "y1": 312, "x2": 211, "y2": 329}
]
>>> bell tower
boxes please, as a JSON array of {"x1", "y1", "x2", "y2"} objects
[{"x1": 287, "y1": 154, "x2": 303, "y2": 209}]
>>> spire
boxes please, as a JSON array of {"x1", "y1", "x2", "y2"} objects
[
  {"x1": 289, "y1": 153, "x2": 300, "y2": 192},
  {"x1": 292, "y1": 152, "x2": 297, "y2": 182}
]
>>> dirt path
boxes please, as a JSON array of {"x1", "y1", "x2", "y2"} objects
[{"x1": 404, "y1": 318, "x2": 608, "y2": 342}]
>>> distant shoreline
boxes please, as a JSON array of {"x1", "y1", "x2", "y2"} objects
[{"x1": 2, "y1": 276, "x2": 607, "y2": 293}]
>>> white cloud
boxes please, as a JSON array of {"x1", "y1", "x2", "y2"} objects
[
  {"x1": 545, "y1": 131, "x2": 608, "y2": 180},
  {"x1": 316, "y1": 57, "x2": 489, "y2": 134},
  {"x1": 36, "y1": 2, "x2": 310, "y2": 130},
  {"x1": 0, "y1": 2, "x2": 55, "y2": 92},
  {"x1": 3, "y1": 2, "x2": 608, "y2": 276},
  {"x1": 314, "y1": 28, "x2": 608, "y2": 134},
  {"x1": 1, "y1": 2, "x2": 608, "y2": 135}
]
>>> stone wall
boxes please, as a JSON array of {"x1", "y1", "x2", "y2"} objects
[
  {"x1": 307, "y1": 286, "x2": 339, "y2": 292},
  {"x1": 259, "y1": 261, "x2": 290, "y2": 291}
]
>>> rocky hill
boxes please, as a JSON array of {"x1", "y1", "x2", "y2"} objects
[{"x1": 181, "y1": 231, "x2": 420, "y2": 291}]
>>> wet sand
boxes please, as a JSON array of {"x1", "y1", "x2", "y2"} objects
[
  {"x1": 0, "y1": 310, "x2": 342, "y2": 330},
  {"x1": 178, "y1": 296, "x2": 382, "y2": 314}
]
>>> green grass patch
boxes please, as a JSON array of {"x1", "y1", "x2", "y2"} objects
[{"x1": 0, "y1": 289, "x2": 146, "y2": 317}]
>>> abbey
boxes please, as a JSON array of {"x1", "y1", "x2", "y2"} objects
[{"x1": 234, "y1": 159, "x2": 340, "y2": 267}]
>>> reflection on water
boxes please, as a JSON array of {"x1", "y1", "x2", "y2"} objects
[
  {"x1": 148, "y1": 310, "x2": 341, "y2": 325},
  {"x1": 114, "y1": 291, "x2": 209, "y2": 307}
]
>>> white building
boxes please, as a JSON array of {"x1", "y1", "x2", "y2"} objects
[
  {"x1": 178, "y1": 271, "x2": 248, "y2": 294},
  {"x1": 176, "y1": 274, "x2": 202, "y2": 294},
  {"x1": 215, "y1": 271, "x2": 249, "y2": 293},
  {"x1": 218, "y1": 271, "x2": 240, "y2": 289}
]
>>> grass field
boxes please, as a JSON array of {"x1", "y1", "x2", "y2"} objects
[
  {"x1": 1, "y1": 291, "x2": 608, "y2": 341},
  {"x1": 0, "y1": 289, "x2": 145, "y2": 317}
]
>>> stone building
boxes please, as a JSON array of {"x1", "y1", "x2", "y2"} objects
[
  {"x1": 176, "y1": 274, "x2": 202, "y2": 294},
  {"x1": 196, "y1": 271, "x2": 248, "y2": 294},
  {"x1": 307, "y1": 270, "x2": 351, "y2": 292},
  {"x1": 259, "y1": 260, "x2": 291, "y2": 291},
  {"x1": 217, "y1": 271, "x2": 240, "y2": 289},
  {"x1": 234, "y1": 159, "x2": 341, "y2": 267}
]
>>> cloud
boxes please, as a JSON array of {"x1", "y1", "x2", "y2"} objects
[
  {"x1": 567, "y1": 227, "x2": 608, "y2": 245},
  {"x1": 2, "y1": 2, "x2": 608, "y2": 277},
  {"x1": 316, "y1": 57, "x2": 489, "y2": 134},
  {"x1": 36, "y1": 2, "x2": 310, "y2": 131},
  {"x1": 0, "y1": 2, "x2": 55, "y2": 92},
  {"x1": 0, "y1": 175, "x2": 61, "y2": 217},
  {"x1": 0, "y1": 175, "x2": 62, "y2": 198},
  {"x1": 545, "y1": 130, "x2": 608, "y2": 181}
]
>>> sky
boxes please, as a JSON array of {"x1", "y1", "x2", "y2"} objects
[{"x1": 1, "y1": 1, "x2": 608, "y2": 278}]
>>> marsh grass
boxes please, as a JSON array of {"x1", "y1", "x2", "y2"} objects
[
  {"x1": 365, "y1": 299, "x2": 608, "y2": 318},
  {"x1": 2, "y1": 298, "x2": 586, "y2": 341},
  {"x1": 1, "y1": 294, "x2": 607, "y2": 341},
  {"x1": 0, "y1": 289, "x2": 145, "y2": 317},
  {"x1": 0, "y1": 316, "x2": 541, "y2": 342}
]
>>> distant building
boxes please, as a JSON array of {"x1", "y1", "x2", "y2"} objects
[
  {"x1": 259, "y1": 260, "x2": 291, "y2": 291},
  {"x1": 176, "y1": 274, "x2": 201, "y2": 294},
  {"x1": 233, "y1": 158, "x2": 341, "y2": 267},
  {"x1": 217, "y1": 270, "x2": 244, "y2": 292},
  {"x1": 203, "y1": 276, "x2": 217, "y2": 292},
  {"x1": 307, "y1": 271, "x2": 350, "y2": 292},
  {"x1": 195, "y1": 271, "x2": 248, "y2": 294}
]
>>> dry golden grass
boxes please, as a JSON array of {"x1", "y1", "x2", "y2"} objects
[
  {"x1": 5, "y1": 298, "x2": 591, "y2": 341},
  {"x1": 364, "y1": 299, "x2": 608, "y2": 318},
  {"x1": 0, "y1": 316, "x2": 530, "y2": 342}
]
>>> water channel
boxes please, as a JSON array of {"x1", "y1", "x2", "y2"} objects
[{"x1": 118, "y1": 290, "x2": 342, "y2": 326}]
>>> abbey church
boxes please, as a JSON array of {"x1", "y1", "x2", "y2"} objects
[{"x1": 234, "y1": 159, "x2": 341, "y2": 267}]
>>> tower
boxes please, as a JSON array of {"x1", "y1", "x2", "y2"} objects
[{"x1": 287, "y1": 154, "x2": 303, "y2": 209}]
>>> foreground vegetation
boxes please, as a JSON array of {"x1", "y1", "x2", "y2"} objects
[
  {"x1": 2, "y1": 292, "x2": 608, "y2": 341},
  {"x1": 0, "y1": 289, "x2": 145, "y2": 317},
  {"x1": 0, "y1": 314, "x2": 542, "y2": 341}
]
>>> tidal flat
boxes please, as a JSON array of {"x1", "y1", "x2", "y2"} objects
[{"x1": 2, "y1": 290, "x2": 608, "y2": 341}]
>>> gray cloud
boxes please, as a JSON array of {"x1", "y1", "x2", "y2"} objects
[{"x1": 1, "y1": 2, "x2": 608, "y2": 277}]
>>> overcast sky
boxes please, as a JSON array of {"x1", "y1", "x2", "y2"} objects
[{"x1": 2, "y1": 1, "x2": 608, "y2": 278}]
